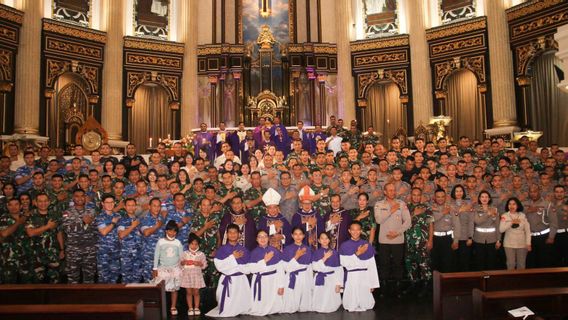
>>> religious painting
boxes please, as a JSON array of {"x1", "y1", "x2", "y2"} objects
[
  {"x1": 197, "y1": 75, "x2": 212, "y2": 126},
  {"x1": 134, "y1": 0, "x2": 170, "y2": 39},
  {"x1": 439, "y1": 0, "x2": 475, "y2": 25},
  {"x1": 243, "y1": 0, "x2": 289, "y2": 97},
  {"x1": 363, "y1": 0, "x2": 398, "y2": 38},
  {"x1": 53, "y1": 0, "x2": 90, "y2": 27}
]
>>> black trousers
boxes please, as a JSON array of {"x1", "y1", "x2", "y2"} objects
[
  {"x1": 431, "y1": 235, "x2": 455, "y2": 273},
  {"x1": 456, "y1": 240, "x2": 473, "y2": 272},
  {"x1": 473, "y1": 242, "x2": 498, "y2": 271},
  {"x1": 556, "y1": 232, "x2": 568, "y2": 267},
  {"x1": 378, "y1": 243, "x2": 405, "y2": 281},
  {"x1": 527, "y1": 234, "x2": 554, "y2": 268}
]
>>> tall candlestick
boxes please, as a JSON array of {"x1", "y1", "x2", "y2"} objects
[{"x1": 149, "y1": 137, "x2": 153, "y2": 148}]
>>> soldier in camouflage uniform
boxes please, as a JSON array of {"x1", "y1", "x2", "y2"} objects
[
  {"x1": 346, "y1": 124, "x2": 363, "y2": 152},
  {"x1": 95, "y1": 194, "x2": 122, "y2": 283},
  {"x1": 0, "y1": 198, "x2": 29, "y2": 283},
  {"x1": 243, "y1": 172, "x2": 266, "y2": 224},
  {"x1": 140, "y1": 197, "x2": 166, "y2": 282},
  {"x1": 25, "y1": 193, "x2": 63, "y2": 283},
  {"x1": 61, "y1": 189, "x2": 97, "y2": 284},
  {"x1": 118, "y1": 198, "x2": 143, "y2": 283},
  {"x1": 190, "y1": 198, "x2": 222, "y2": 287},
  {"x1": 46, "y1": 174, "x2": 70, "y2": 213},
  {"x1": 310, "y1": 169, "x2": 331, "y2": 217}
]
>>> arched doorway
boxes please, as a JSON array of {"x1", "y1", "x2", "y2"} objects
[
  {"x1": 48, "y1": 72, "x2": 91, "y2": 149},
  {"x1": 364, "y1": 82, "x2": 402, "y2": 142},
  {"x1": 528, "y1": 51, "x2": 568, "y2": 146},
  {"x1": 445, "y1": 69, "x2": 484, "y2": 141},
  {"x1": 130, "y1": 83, "x2": 173, "y2": 150}
]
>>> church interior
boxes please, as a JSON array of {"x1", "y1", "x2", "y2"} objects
[{"x1": 0, "y1": 0, "x2": 567, "y2": 319}]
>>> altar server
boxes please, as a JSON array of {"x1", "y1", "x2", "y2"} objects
[
  {"x1": 311, "y1": 232, "x2": 343, "y2": 313},
  {"x1": 339, "y1": 221, "x2": 380, "y2": 312},
  {"x1": 205, "y1": 224, "x2": 251, "y2": 317},
  {"x1": 282, "y1": 227, "x2": 313, "y2": 313},
  {"x1": 248, "y1": 230, "x2": 286, "y2": 316}
]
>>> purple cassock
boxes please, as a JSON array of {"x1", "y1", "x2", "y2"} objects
[
  {"x1": 323, "y1": 208, "x2": 352, "y2": 250},
  {"x1": 219, "y1": 209, "x2": 257, "y2": 251},
  {"x1": 249, "y1": 245, "x2": 282, "y2": 301},
  {"x1": 312, "y1": 248, "x2": 340, "y2": 286},
  {"x1": 291, "y1": 209, "x2": 325, "y2": 251},
  {"x1": 282, "y1": 243, "x2": 312, "y2": 289},
  {"x1": 257, "y1": 213, "x2": 292, "y2": 251},
  {"x1": 273, "y1": 132, "x2": 290, "y2": 157},
  {"x1": 310, "y1": 132, "x2": 327, "y2": 154},
  {"x1": 194, "y1": 130, "x2": 215, "y2": 160},
  {"x1": 253, "y1": 126, "x2": 267, "y2": 146},
  {"x1": 215, "y1": 243, "x2": 250, "y2": 313}
]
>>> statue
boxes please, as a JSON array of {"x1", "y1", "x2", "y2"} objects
[{"x1": 257, "y1": 25, "x2": 277, "y2": 49}]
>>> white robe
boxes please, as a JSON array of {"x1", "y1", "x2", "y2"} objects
[
  {"x1": 282, "y1": 258, "x2": 313, "y2": 313},
  {"x1": 340, "y1": 254, "x2": 380, "y2": 312},
  {"x1": 205, "y1": 255, "x2": 251, "y2": 317},
  {"x1": 248, "y1": 259, "x2": 286, "y2": 316},
  {"x1": 311, "y1": 260, "x2": 344, "y2": 313}
]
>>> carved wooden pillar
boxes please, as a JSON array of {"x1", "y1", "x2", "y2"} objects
[
  {"x1": 400, "y1": 95, "x2": 409, "y2": 132},
  {"x1": 317, "y1": 73, "x2": 327, "y2": 126},
  {"x1": 435, "y1": 91, "x2": 447, "y2": 116},
  {"x1": 291, "y1": 70, "x2": 301, "y2": 124},
  {"x1": 516, "y1": 76, "x2": 531, "y2": 129},
  {"x1": 219, "y1": 70, "x2": 226, "y2": 126},
  {"x1": 307, "y1": 69, "x2": 316, "y2": 125},
  {"x1": 233, "y1": 71, "x2": 242, "y2": 123},
  {"x1": 209, "y1": 75, "x2": 219, "y2": 126}
]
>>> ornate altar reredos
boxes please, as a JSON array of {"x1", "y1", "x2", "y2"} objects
[
  {"x1": 246, "y1": 90, "x2": 289, "y2": 124},
  {"x1": 196, "y1": 1, "x2": 338, "y2": 127}
]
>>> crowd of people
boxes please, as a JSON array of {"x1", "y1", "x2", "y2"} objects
[{"x1": 0, "y1": 115, "x2": 566, "y2": 316}]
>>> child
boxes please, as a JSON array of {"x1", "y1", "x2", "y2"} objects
[
  {"x1": 153, "y1": 220, "x2": 183, "y2": 316},
  {"x1": 282, "y1": 227, "x2": 313, "y2": 313},
  {"x1": 181, "y1": 233, "x2": 207, "y2": 316},
  {"x1": 339, "y1": 221, "x2": 380, "y2": 312},
  {"x1": 312, "y1": 232, "x2": 343, "y2": 313},
  {"x1": 206, "y1": 223, "x2": 251, "y2": 317},
  {"x1": 248, "y1": 230, "x2": 285, "y2": 316}
]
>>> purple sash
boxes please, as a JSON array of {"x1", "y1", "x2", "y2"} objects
[
  {"x1": 314, "y1": 271, "x2": 335, "y2": 286},
  {"x1": 288, "y1": 267, "x2": 308, "y2": 289},
  {"x1": 219, "y1": 272, "x2": 244, "y2": 314},
  {"x1": 253, "y1": 270, "x2": 278, "y2": 301}
]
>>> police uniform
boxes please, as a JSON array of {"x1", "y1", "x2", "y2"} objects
[
  {"x1": 95, "y1": 210, "x2": 122, "y2": 283},
  {"x1": 472, "y1": 205, "x2": 501, "y2": 270},
  {"x1": 525, "y1": 198, "x2": 557, "y2": 268},
  {"x1": 431, "y1": 203, "x2": 461, "y2": 273},
  {"x1": 337, "y1": 183, "x2": 358, "y2": 211},
  {"x1": 553, "y1": 200, "x2": 568, "y2": 266},
  {"x1": 453, "y1": 200, "x2": 474, "y2": 272},
  {"x1": 61, "y1": 206, "x2": 97, "y2": 283}
]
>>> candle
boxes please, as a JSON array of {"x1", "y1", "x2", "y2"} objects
[
  {"x1": 159, "y1": 138, "x2": 162, "y2": 143},
  {"x1": 149, "y1": 138, "x2": 153, "y2": 148},
  {"x1": 167, "y1": 134, "x2": 171, "y2": 140}
]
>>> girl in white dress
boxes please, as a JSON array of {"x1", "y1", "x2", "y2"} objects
[
  {"x1": 282, "y1": 227, "x2": 313, "y2": 313},
  {"x1": 180, "y1": 233, "x2": 207, "y2": 316},
  {"x1": 248, "y1": 230, "x2": 286, "y2": 316},
  {"x1": 311, "y1": 232, "x2": 343, "y2": 313}
]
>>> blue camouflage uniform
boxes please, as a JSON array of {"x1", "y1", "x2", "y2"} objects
[
  {"x1": 117, "y1": 214, "x2": 143, "y2": 283},
  {"x1": 15, "y1": 165, "x2": 43, "y2": 194},
  {"x1": 140, "y1": 212, "x2": 165, "y2": 282},
  {"x1": 167, "y1": 207, "x2": 193, "y2": 247},
  {"x1": 95, "y1": 211, "x2": 122, "y2": 283}
]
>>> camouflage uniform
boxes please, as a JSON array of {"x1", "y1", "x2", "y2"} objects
[
  {"x1": 243, "y1": 187, "x2": 266, "y2": 224},
  {"x1": 167, "y1": 207, "x2": 193, "y2": 247},
  {"x1": 140, "y1": 213, "x2": 166, "y2": 282},
  {"x1": 95, "y1": 211, "x2": 122, "y2": 283},
  {"x1": 311, "y1": 184, "x2": 331, "y2": 217},
  {"x1": 46, "y1": 188, "x2": 70, "y2": 213},
  {"x1": 26, "y1": 209, "x2": 63, "y2": 283},
  {"x1": 0, "y1": 214, "x2": 29, "y2": 283},
  {"x1": 61, "y1": 206, "x2": 98, "y2": 283},
  {"x1": 117, "y1": 214, "x2": 143, "y2": 283}
]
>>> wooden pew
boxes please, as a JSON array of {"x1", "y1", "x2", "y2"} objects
[
  {"x1": 433, "y1": 268, "x2": 568, "y2": 320},
  {"x1": 0, "y1": 300, "x2": 144, "y2": 320},
  {"x1": 472, "y1": 287, "x2": 568, "y2": 320},
  {"x1": 0, "y1": 282, "x2": 166, "y2": 320}
]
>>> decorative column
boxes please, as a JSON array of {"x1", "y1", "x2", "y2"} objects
[
  {"x1": 208, "y1": 75, "x2": 218, "y2": 126},
  {"x1": 335, "y1": 0, "x2": 356, "y2": 125},
  {"x1": 317, "y1": 73, "x2": 327, "y2": 126},
  {"x1": 485, "y1": 0, "x2": 518, "y2": 129},
  {"x1": 406, "y1": 0, "x2": 433, "y2": 128},
  {"x1": 14, "y1": 0, "x2": 43, "y2": 135},
  {"x1": 101, "y1": 0, "x2": 125, "y2": 141},
  {"x1": 178, "y1": 0, "x2": 199, "y2": 134}
]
